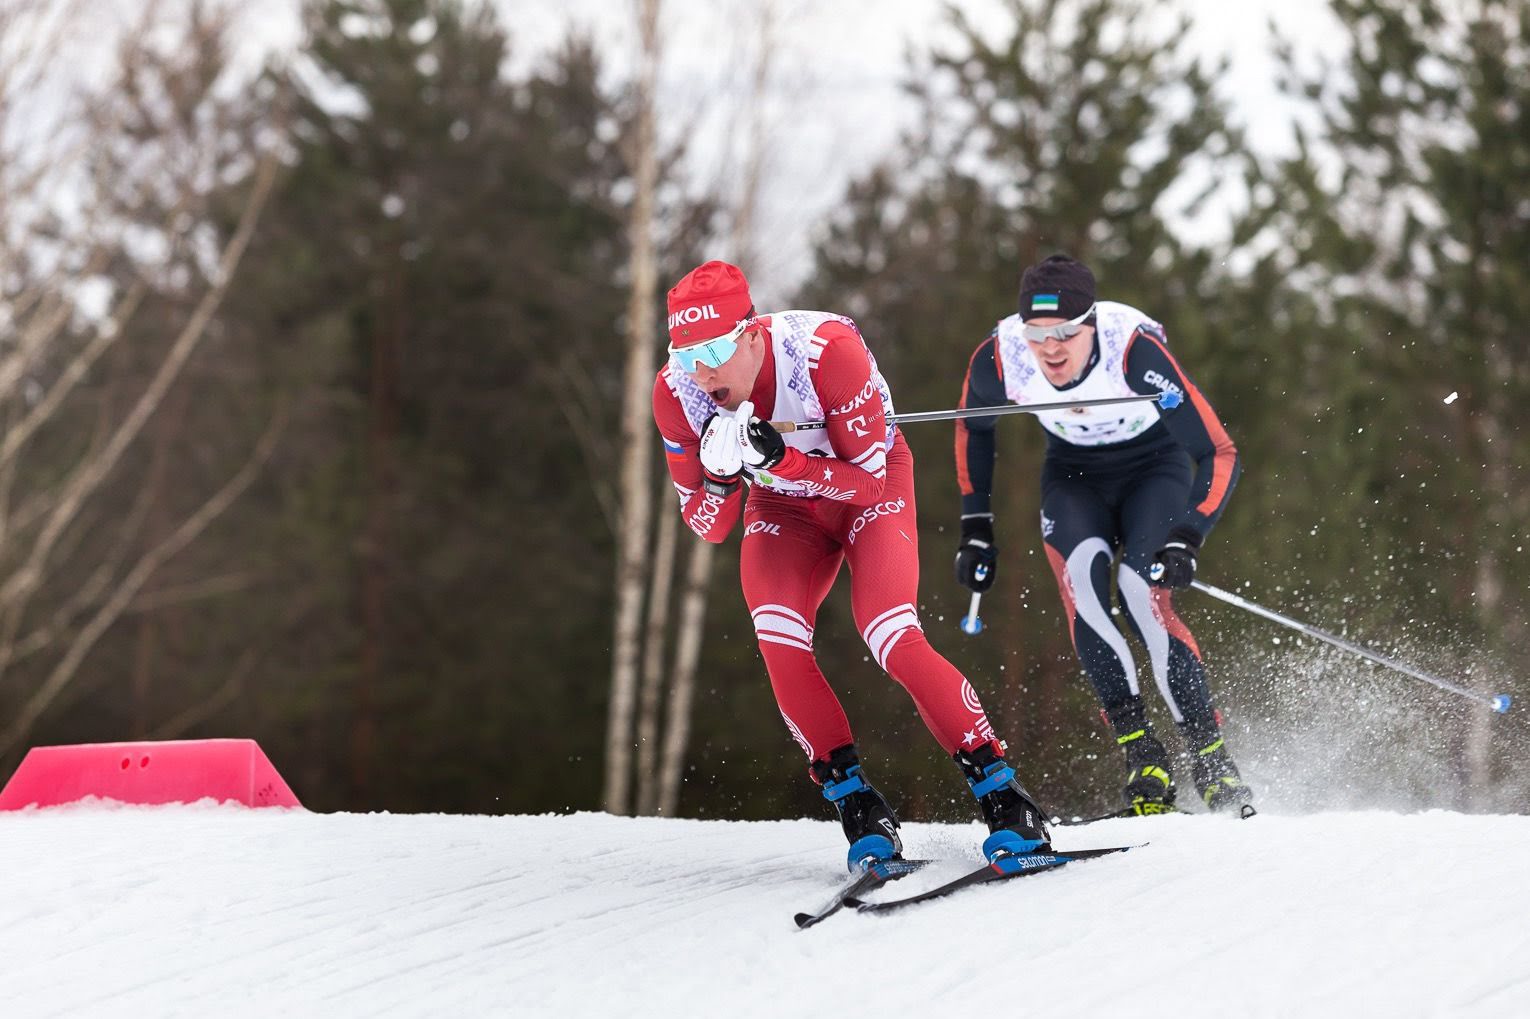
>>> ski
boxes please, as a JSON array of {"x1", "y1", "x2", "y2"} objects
[
  {"x1": 793, "y1": 857, "x2": 931, "y2": 930},
  {"x1": 846, "y1": 844, "x2": 1139, "y2": 915}
]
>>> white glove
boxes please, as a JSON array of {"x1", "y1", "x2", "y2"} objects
[
  {"x1": 699, "y1": 411, "x2": 743, "y2": 481},
  {"x1": 733, "y1": 400, "x2": 786, "y2": 470}
]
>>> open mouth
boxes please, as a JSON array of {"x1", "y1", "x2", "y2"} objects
[{"x1": 709, "y1": 387, "x2": 730, "y2": 405}]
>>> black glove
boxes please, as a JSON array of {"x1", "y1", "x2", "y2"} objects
[
  {"x1": 739, "y1": 416, "x2": 786, "y2": 471},
  {"x1": 1149, "y1": 525, "x2": 1203, "y2": 588},
  {"x1": 954, "y1": 516, "x2": 998, "y2": 593}
]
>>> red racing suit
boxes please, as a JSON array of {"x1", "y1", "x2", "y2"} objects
[{"x1": 653, "y1": 310, "x2": 1002, "y2": 764}]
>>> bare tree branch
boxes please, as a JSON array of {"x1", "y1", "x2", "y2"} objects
[
  {"x1": 147, "y1": 646, "x2": 255, "y2": 740},
  {"x1": 635, "y1": 490, "x2": 677, "y2": 815},
  {"x1": 0, "y1": 556, "x2": 113, "y2": 674},
  {"x1": 0, "y1": 281, "x2": 148, "y2": 469},
  {"x1": 501, "y1": 330, "x2": 619, "y2": 532},
  {"x1": 0, "y1": 403, "x2": 287, "y2": 755},
  {"x1": 0, "y1": 153, "x2": 278, "y2": 615},
  {"x1": 126, "y1": 572, "x2": 259, "y2": 615},
  {"x1": 0, "y1": 344, "x2": 160, "y2": 684},
  {"x1": 0, "y1": 521, "x2": 248, "y2": 673}
]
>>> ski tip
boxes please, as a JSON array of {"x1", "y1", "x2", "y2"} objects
[
  {"x1": 1491, "y1": 693, "x2": 1512, "y2": 714},
  {"x1": 792, "y1": 913, "x2": 814, "y2": 928}
]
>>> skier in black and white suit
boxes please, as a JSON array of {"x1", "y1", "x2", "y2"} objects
[{"x1": 953, "y1": 254, "x2": 1254, "y2": 815}]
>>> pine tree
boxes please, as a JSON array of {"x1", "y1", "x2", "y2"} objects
[
  {"x1": 1256, "y1": 0, "x2": 1530, "y2": 808},
  {"x1": 214, "y1": 0, "x2": 637, "y2": 810}
]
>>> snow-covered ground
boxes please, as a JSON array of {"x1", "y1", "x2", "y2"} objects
[{"x1": 1, "y1": 805, "x2": 1526, "y2": 1018}]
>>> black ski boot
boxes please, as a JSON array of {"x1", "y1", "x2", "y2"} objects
[
  {"x1": 1181, "y1": 723, "x2": 1255, "y2": 815},
  {"x1": 1106, "y1": 699, "x2": 1177, "y2": 814},
  {"x1": 953, "y1": 742, "x2": 1051, "y2": 861},
  {"x1": 810, "y1": 744, "x2": 904, "y2": 872}
]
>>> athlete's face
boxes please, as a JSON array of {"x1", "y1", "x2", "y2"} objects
[
  {"x1": 683, "y1": 326, "x2": 766, "y2": 412},
  {"x1": 1026, "y1": 319, "x2": 1096, "y2": 386}
]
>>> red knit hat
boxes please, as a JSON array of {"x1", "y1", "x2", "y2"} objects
[{"x1": 666, "y1": 260, "x2": 754, "y2": 347}]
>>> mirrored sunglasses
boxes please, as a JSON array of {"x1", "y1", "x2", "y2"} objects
[
  {"x1": 669, "y1": 317, "x2": 752, "y2": 372},
  {"x1": 1021, "y1": 304, "x2": 1097, "y2": 343}
]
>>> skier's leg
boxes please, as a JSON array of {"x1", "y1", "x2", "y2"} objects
[
  {"x1": 1117, "y1": 468, "x2": 1253, "y2": 812},
  {"x1": 1116, "y1": 465, "x2": 1212, "y2": 725},
  {"x1": 1041, "y1": 480, "x2": 1174, "y2": 809},
  {"x1": 1041, "y1": 480, "x2": 1136, "y2": 706},
  {"x1": 838, "y1": 442, "x2": 998, "y2": 757},
  {"x1": 740, "y1": 495, "x2": 850, "y2": 760},
  {"x1": 741, "y1": 494, "x2": 904, "y2": 863},
  {"x1": 839, "y1": 440, "x2": 1049, "y2": 858},
  {"x1": 1100, "y1": 696, "x2": 1177, "y2": 812}
]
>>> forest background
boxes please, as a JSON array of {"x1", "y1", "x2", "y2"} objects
[{"x1": 0, "y1": 0, "x2": 1525, "y2": 823}]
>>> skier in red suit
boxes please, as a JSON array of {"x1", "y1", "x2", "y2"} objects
[{"x1": 651, "y1": 260, "x2": 1049, "y2": 869}]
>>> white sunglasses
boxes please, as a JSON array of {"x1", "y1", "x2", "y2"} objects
[
  {"x1": 668, "y1": 316, "x2": 753, "y2": 372},
  {"x1": 1021, "y1": 304, "x2": 1096, "y2": 343}
]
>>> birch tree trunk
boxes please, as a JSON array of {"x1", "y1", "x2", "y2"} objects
[
  {"x1": 603, "y1": 0, "x2": 663, "y2": 815},
  {"x1": 658, "y1": 538, "x2": 712, "y2": 815},
  {"x1": 635, "y1": 494, "x2": 678, "y2": 815},
  {"x1": 654, "y1": 0, "x2": 779, "y2": 818}
]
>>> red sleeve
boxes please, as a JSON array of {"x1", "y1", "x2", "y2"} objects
[
  {"x1": 652, "y1": 374, "x2": 743, "y2": 543},
  {"x1": 768, "y1": 320, "x2": 890, "y2": 506}
]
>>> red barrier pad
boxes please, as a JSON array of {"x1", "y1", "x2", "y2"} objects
[{"x1": 0, "y1": 739, "x2": 302, "y2": 810}]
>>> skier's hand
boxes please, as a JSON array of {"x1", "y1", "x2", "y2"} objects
[
  {"x1": 955, "y1": 516, "x2": 998, "y2": 593},
  {"x1": 698, "y1": 412, "x2": 743, "y2": 494},
  {"x1": 1149, "y1": 525, "x2": 1202, "y2": 588},
  {"x1": 734, "y1": 400, "x2": 786, "y2": 470}
]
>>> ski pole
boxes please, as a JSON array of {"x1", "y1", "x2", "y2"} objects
[
  {"x1": 1190, "y1": 580, "x2": 1513, "y2": 713},
  {"x1": 771, "y1": 390, "x2": 1181, "y2": 433},
  {"x1": 961, "y1": 591, "x2": 984, "y2": 635}
]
